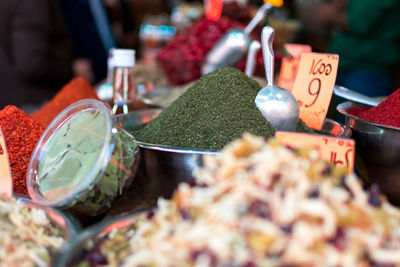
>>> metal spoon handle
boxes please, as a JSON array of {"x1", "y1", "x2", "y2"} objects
[
  {"x1": 334, "y1": 85, "x2": 381, "y2": 107},
  {"x1": 244, "y1": 3, "x2": 272, "y2": 35},
  {"x1": 245, "y1": 40, "x2": 261, "y2": 77},
  {"x1": 261, "y1": 26, "x2": 275, "y2": 87}
]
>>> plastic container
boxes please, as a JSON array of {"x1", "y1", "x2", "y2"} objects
[{"x1": 27, "y1": 99, "x2": 140, "y2": 217}]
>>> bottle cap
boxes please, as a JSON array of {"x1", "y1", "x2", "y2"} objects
[{"x1": 112, "y1": 49, "x2": 135, "y2": 67}]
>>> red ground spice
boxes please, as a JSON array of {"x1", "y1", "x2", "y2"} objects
[
  {"x1": 32, "y1": 77, "x2": 100, "y2": 127},
  {"x1": 347, "y1": 107, "x2": 367, "y2": 118},
  {"x1": 349, "y1": 88, "x2": 400, "y2": 128},
  {"x1": 0, "y1": 106, "x2": 44, "y2": 196}
]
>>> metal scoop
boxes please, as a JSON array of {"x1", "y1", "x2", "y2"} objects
[
  {"x1": 334, "y1": 85, "x2": 381, "y2": 107},
  {"x1": 255, "y1": 26, "x2": 300, "y2": 132},
  {"x1": 202, "y1": 3, "x2": 273, "y2": 75},
  {"x1": 245, "y1": 40, "x2": 261, "y2": 77}
]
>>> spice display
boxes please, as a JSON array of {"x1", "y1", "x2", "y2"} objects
[
  {"x1": 348, "y1": 88, "x2": 400, "y2": 128},
  {"x1": 76, "y1": 134, "x2": 400, "y2": 266},
  {"x1": 158, "y1": 18, "x2": 264, "y2": 85},
  {"x1": 0, "y1": 196, "x2": 65, "y2": 266},
  {"x1": 32, "y1": 77, "x2": 100, "y2": 127},
  {"x1": 0, "y1": 106, "x2": 44, "y2": 196},
  {"x1": 135, "y1": 67, "x2": 313, "y2": 151},
  {"x1": 140, "y1": 78, "x2": 266, "y2": 108},
  {"x1": 158, "y1": 18, "x2": 241, "y2": 85},
  {"x1": 28, "y1": 100, "x2": 139, "y2": 216}
]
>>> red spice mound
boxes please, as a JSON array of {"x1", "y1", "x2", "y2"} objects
[
  {"x1": 349, "y1": 88, "x2": 400, "y2": 128},
  {"x1": 0, "y1": 106, "x2": 44, "y2": 196},
  {"x1": 347, "y1": 107, "x2": 367, "y2": 117},
  {"x1": 157, "y1": 18, "x2": 264, "y2": 85},
  {"x1": 32, "y1": 77, "x2": 100, "y2": 127}
]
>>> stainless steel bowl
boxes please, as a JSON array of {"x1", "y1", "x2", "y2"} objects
[
  {"x1": 111, "y1": 109, "x2": 350, "y2": 214},
  {"x1": 53, "y1": 209, "x2": 151, "y2": 267},
  {"x1": 321, "y1": 117, "x2": 352, "y2": 137},
  {"x1": 113, "y1": 108, "x2": 217, "y2": 211},
  {"x1": 337, "y1": 101, "x2": 400, "y2": 205}
]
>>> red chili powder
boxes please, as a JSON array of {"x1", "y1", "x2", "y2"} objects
[
  {"x1": 347, "y1": 107, "x2": 367, "y2": 118},
  {"x1": 0, "y1": 106, "x2": 44, "y2": 196},
  {"x1": 32, "y1": 77, "x2": 100, "y2": 127},
  {"x1": 348, "y1": 88, "x2": 400, "y2": 128}
]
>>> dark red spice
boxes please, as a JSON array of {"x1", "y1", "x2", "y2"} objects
[
  {"x1": 348, "y1": 88, "x2": 400, "y2": 128},
  {"x1": 157, "y1": 18, "x2": 264, "y2": 85},
  {"x1": 32, "y1": 77, "x2": 100, "y2": 127},
  {"x1": 0, "y1": 106, "x2": 44, "y2": 196},
  {"x1": 347, "y1": 107, "x2": 367, "y2": 118}
]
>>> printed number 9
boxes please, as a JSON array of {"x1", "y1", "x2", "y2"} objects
[{"x1": 305, "y1": 78, "x2": 321, "y2": 108}]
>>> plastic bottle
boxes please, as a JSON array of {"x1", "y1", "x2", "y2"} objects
[{"x1": 111, "y1": 49, "x2": 136, "y2": 114}]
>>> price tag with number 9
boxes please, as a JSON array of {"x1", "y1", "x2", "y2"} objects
[{"x1": 291, "y1": 53, "x2": 339, "y2": 130}]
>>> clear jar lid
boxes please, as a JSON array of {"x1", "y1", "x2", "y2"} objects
[{"x1": 27, "y1": 99, "x2": 114, "y2": 208}]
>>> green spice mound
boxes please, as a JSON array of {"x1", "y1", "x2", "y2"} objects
[{"x1": 135, "y1": 67, "x2": 312, "y2": 150}]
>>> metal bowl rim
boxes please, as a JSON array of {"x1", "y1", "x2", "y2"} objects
[
  {"x1": 116, "y1": 109, "x2": 351, "y2": 153},
  {"x1": 337, "y1": 101, "x2": 400, "y2": 131},
  {"x1": 53, "y1": 207, "x2": 154, "y2": 266},
  {"x1": 136, "y1": 141, "x2": 219, "y2": 154},
  {"x1": 134, "y1": 118, "x2": 350, "y2": 152},
  {"x1": 323, "y1": 118, "x2": 352, "y2": 138},
  {"x1": 14, "y1": 196, "x2": 81, "y2": 239}
]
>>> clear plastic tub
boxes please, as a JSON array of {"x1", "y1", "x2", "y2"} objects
[{"x1": 27, "y1": 99, "x2": 139, "y2": 216}]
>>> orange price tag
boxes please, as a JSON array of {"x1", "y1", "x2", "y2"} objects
[
  {"x1": 284, "y1": 43, "x2": 312, "y2": 59},
  {"x1": 205, "y1": 0, "x2": 223, "y2": 21},
  {"x1": 291, "y1": 53, "x2": 339, "y2": 130},
  {"x1": 0, "y1": 127, "x2": 12, "y2": 197},
  {"x1": 264, "y1": 0, "x2": 284, "y2": 7},
  {"x1": 278, "y1": 58, "x2": 299, "y2": 91},
  {"x1": 278, "y1": 44, "x2": 311, "y2": 91},
  {"x1": 275, "y1": 132, "x2": 355, "y2": 172}
]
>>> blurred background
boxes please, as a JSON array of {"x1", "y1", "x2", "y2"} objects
[
  {"x1": 2, "y1": 0, "x2": 399, "y2": 111},
  {"x1": 62, "y1": 0, "x2": 333, "y2": 86}
]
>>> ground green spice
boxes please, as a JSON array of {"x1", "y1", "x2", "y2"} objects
[
  {"x1": 296, "y1": 119, "x2": 314, "y2": 134},
  {"x1": 135, "y1": 67, "x2": 313, "y2": 150}
]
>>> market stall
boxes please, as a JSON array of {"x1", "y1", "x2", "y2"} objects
[{"x1": 0, "y1": 0, "x2": 399, "y2": 266}]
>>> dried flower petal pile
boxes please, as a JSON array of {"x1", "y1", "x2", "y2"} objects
[
  {"x1": 79, "y1": 134, "x2": 400, "y2": 266},
  {"x1": 0, "y1": 196, "x2": 65, "y2": 267}
]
